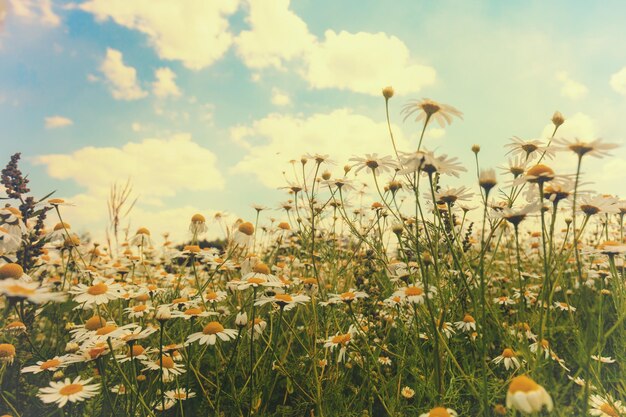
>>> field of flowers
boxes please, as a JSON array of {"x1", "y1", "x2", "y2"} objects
[{"x1": 0, "y1": 91, "x2": 624, "y2": 416}]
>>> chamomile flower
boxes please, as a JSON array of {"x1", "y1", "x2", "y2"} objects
[
  {"x1": 506, "y1": 375, "x2": 553, "y2": 414},
  {"x1": 553, "y1": 137, "x2": 619, "y2": 159},
  {"x1": 323, "y1": 290, "x2": 369, "y2": 305},
  {"x1": 142, "y1": 354, "x2": 186, "y2": 379},
  {"x1": 254, "y1": 293, "x2": 310, "y2": 311},
  {"x1": 69, "y1": 279, "x2": 122, "y2": 309},
  {"x1": 165, "y1": 388, "x2": 196, "y2": 401},
  {"x1": 324, "y1": 328, "x2": 356, "y2": 363},
  {"x1": 22, "y1": 356, "x2": 69, "y2": 374},
  {"x1": 419, "y1": 407, "x2": 458, "y2": 417},
  {"x1": 454, "y1": 314, "x2": 476, "y2": 332},
  {"x1": 0, "y1": 278, "x2": 66, "y2": 304},
  {"x1": 589, "y1": 393, "x2": 626, "y2": 417},
  {"x1": 124, "y1": 303, "x2": 153, "y2": 319},
  {"x1": 349, "y1": 154, "x2": 398, "y2": 176},
  {"x1": 0, "y1": 343, "x2": 16, "y2": 364},
  {"x1": 37, "y1": 376, "x2": 100, "y2": 408},
  {"x1": 401, "y1": 98, "x2": 463, "y2": 128},
  {"x1": 185, "y1": 321, "x2": 238, "y2": 346},
  {"x1": 492, "y1": 348, "x2": 522, "y2": 370}
]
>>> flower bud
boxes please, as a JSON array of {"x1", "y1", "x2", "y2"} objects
[
  {"x1": 382, "y1": 86, "x2": 394, "y2": 100},
  {"x1": 155, "y1": 306, "x2": 172, "y2": 322},
  {"x1": 551, "y1": 111, "x2": 565, "y2": 127},
  {"x1": 235, "y1": 311, "x2": 248, "y2": 327}
]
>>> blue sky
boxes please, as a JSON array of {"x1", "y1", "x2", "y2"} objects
[{"x1": 1, "y1": 0, "x2": 625, "y2": 241}]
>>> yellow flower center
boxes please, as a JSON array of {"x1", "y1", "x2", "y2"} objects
[
  {"x1": 252, "y1": 263, "x2": 270, "y2": 275},
  {"x1": 340, "y1": 291, "x2": 356, "y2": 300},
  {"x1": 508, "y1": 375, "x2": 540, "y2": 393},
  {"x1": 0, "y1": 263, "x2": 24, "y2": 279},
  {"x1": 405, "y1": 287, "x2": 424, "y2": 296},
  {"x1": 41, "y1": 358, "x2": 61, "y2": 369},
  {"x1": 191, "y1": 213, "x2": 206, "y2": 223},
  {"x1": 274, "y1": 293, "x2": 293, "y2": 303},
  {"x1": 600, "y1": 403, "x2": 619, "y2": 417},
  {"x1": 331, "y1": 334, "x2": 351, "y2": 345},
  {"x1": 87, "y1": 283, "x2": 109, "y2": 295},
  {"x1": 84, "y1": 316, "x2": 106, "y2": 331},
  {"x1": 133, "y1": 304, "x2": 148, "y2": 312},
  {"x1": 206, "y1": 291, "x2": 218, "y2": 300},
  {"x1": 95, "y1": 325, "x2": 117, "y2": 335},
  {"x1": 502, "y1": 348, "x2": 515, "y2": 358},
  {"x1": 6, "y1": 284, "x2": 35, "y2": 296},
  {"x1": 463, "y1": 314, "x2": 475, "y2": 323},
  {"x1": 429, "y1": 407, "x2": 451, "y2": 417},
  {"x1": 247, "y1": 277, "x2": 266, "y2": 285},
  {"x1": 59, "y1": 384, "x2": 84, "y2": 396},
  {"x1": 203, "y1": 322, "x2": 224, "y2": 335},
  {"x1": 158, "y1": 356, "x2": 175, "y2": 369},
  {"x1": 238, "y1": 222, "x2": 255, "y2": 236},
  {"x1": 184, "y1": 308, "x2": 203, "y2": 316},
  {"x1": 130, "y1": 345, "x2": 145, "y2": 357},
  {"x1": 0, "y1": 344, "x2": 16, "y2": 357}
]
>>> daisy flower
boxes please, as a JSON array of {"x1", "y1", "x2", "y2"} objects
[
  {"x1": 324, "y1": 328, "x2": 356, "y2": 363},
  {"x1": 454, "y1": 314, "x2": 476, "y2": 332},
  {"x1": 323, "y1": 290, "x2": 369, "y2": 305},
  {"x1": 591, "y1": 355, "x2": 616, "y2": 364},
  {"x1": 492, "y1": 348, "x2": 522, "y2": 370},
  {"x1": 529, "y1": 339, "x2": 551, "y2": 359},
  {"x1": 0, "y1": 343, "x2": 16, "y2": 364},
  {"x1": 250, "y1": 317, "x2": 267, "y2": 340},
  {"x1": 0, "y1": 278, "x2": 66, "y2": 304},
  {"x1": 69, "y1": 279, "x2": 122, "y2": 309},
  {"x1": 171, "y1": 306, "x2": 218, "y2": 321},
  {"x1": 143, "y1": 354, "x2": 186, "y2": 379},
  {"x1": 493, "y1": 296, "x2": 515, "y2": 306},
  {"x1": 0, "y1": 263, "x2": 29, "y2": 281},
  {"x1": 129, "y1": 227, "x2": 152, "y2": 247},
  {"x1": 185, "y1": 321, "x2": 238, "y2": 346},
  {"x1": 349, "y1": 154, "x2": 398, "y2": 176},
  {"x1": 505, "y1": 137, "x2": 552, "y2": 161},
  {"x1": 37, "y1": 376, "x2": 100, "y2": 408},
  {"x1": 589, "y1": 393, "x2": 626, "y2": 417},
  {"x1": 401, "y1": 98, "x2": 463, "y2": 127},
  {"x1": 254, "y1": 293, "x2": 310, "y2": 311},
  {"x1": 22, "y1": 356, "x2": 69, "y2": 374},
  {"x1": 400, "y1": 386, "x2": 415, "y2": 399},
  {"x1": 189, "y1": 213, "x2": 208, "y2": 236},
  {"x1": 204, "y1": 290, "x2": 227, "y2": 304},
  {"x1": 419, "y1": 407, "x2": 458, "y2": 417},
  {"x1": 553, "y1": 301, "x2": 576, "y2": 312},
  {"x1": 232, "y1": 221, "x2": 254, "y2": 247},
  {"x1": 506, "y1": 375, "x2": 553, "y2": 414},
  {"x1": 553, "y1": 137, "x2": 619, "y2": 159},
  {"x1": 124, "y1": 303, "x2": 153, "y2": 319},
  {"x1": 115, "y1": 344, "x2": 148, "y2": 363},
  {"x1": 165, "y1": 388, "x2": 196, "y2": 402},
  {"x1": 577, "y1": 194, "x2": 619, "y2": 216}
]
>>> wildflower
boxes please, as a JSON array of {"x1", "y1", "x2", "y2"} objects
[
  {"x1": 591, "y1": 355, "x2": 616, "y2": 364},
  {"x1": 528, "y1": 339, "x2": 551, "y2": 359},
  {"x1": 233, "y1": 221, "x2": 254, "y2": 247},
  {"x1": 129, "y1": 227, "x2": 152, "y2": 247},
  {"x1": 551, "y1": 111, "x2": 565, "y2": 128},
  {"x1": 235, "y1": 311, "x2": 248, "y2": 327},
  {"x1": 0, "y1": 343, "x2": 16, "y2": 364},
  {"x1": 378, "y1": 356, "x2": 392, "y2": 366},
  {"x1": 165, "y1": 388, "x2": 196, "y2": 401},
  {"x1": 22, "y1": 357, "x2": 69, "y2": 374},
  {"x1": 254, "y1": 293, "x2": 310, "y2": 311},
  {"x1": 589, "y1": 394, "x2": 626, "y2": 417},
  {"x1": 172, "y1": 306, "x2": 217, "y2": 320},
  {"x1": 400, "y1": 386, "x2": 415, "y2": 399},
  {"x1": 115, "y1": 344, "x2": 148, "y2": 363},
  {"x1": 0, "y1": 263, "x2": 27, "y2": 280},
  {"x1": 432, "y1": 186, "x2": 474, "y2": 205},
  {"x1": 505, "y1": 137, "x2": 552, "y2": 160},
  {"x1": 349, "y1": 154, "x2": 398, "y2": 176},
  {"x1": 124, "y1": 304, "x2": 153, "y2": 319},
  {"x1": 155, "y1": 305, "x2": 172, "y2": 322},
  {"x1": 382, "y1": 86, "x2": 394, "y2": 100},
  {"x1": 69, "y1": 279, "x2": 122, "y2": 309},
  {"x1": 553, "y1": 137, "x2": 618, "y2": 159},
  {"x1": 493, "y1": 296, "x2": 515, "y2": 306},
  {"x1": 37, "y1": 376, "x2": 100, "y2": 408},
  {"x1": 3, "y1": 320, "x2": 26, "y2": 334},
  {"x1": 323, "y1": 290, "x2": 368, "y2": 305},
  {"x1": 142, "y1": 355, "x2": 185, "y2": 379},
  {"x1": 454, "y1": 314, "x2": 476, "y2": 332},
  {"x1": 250, "y1": 317, "x2": 267, "y2": 340},
  {"x1": 0, "y1": 279, "x2": 66, "y2": 304},
  {"x1": 578, "y1": 194, "x2": 619, "y2": 216},
  {"x1": 519, "y1": 164, "x2": 555, "y2": 185},
  {"x1": 189, "y1": 213, "x2": 208, "y2": 235},
  {"x1": 185, "y1": 321, "x2": 238, "y2": 346},
  {"x1": 324, "y1": 328, "x2": 355, "y2": 363},
  {"x1": 479, "y1": 168, "x2": 497, "y2": 194},
  {"x1": 553, "y1": 301, "x2": 576, "y2": 312},
  {"x1": 419, "y1": 407, "x2": 458, "y2": 417},
  {"x1": 492, "y1": 348, "x2": 522, "y2": 370},
  {"x1": 401, "y1": 98, "x2": 463, "y2": 127},
  {"x1": 506, "y1": 375, "x2": 553, "y2": 414}
]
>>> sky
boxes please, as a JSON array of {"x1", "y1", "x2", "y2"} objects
[{"x1": 1, "y1": 0, "x2": 626, "y2": 243}]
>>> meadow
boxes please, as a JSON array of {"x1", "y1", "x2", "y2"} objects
[{"x1": 0, "y1": 91, "x2": 624, "y2": 416}]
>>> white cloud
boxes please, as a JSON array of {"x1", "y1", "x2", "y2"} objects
[
  {"x1": 34, "y1": 133, "x2": 225, "y2": 201},
  {"x1": 234, "y1": 0, "x2": 435, "y2": 95},
  {"x1": 235, "y1": 0, "x2": 314, "y2": 69},
  {"x1": 304, "y1": 30, "x2": 436, "y2": 96},
  {"x1": 45, "y1": 115, "x2": 73, "y2": 129},
  {"x1": 152, "y1": 67, "x2": 181, "y2": 98},
  {"x1": 231, "y1": 109, "x2": 410, "y2": 188},
  {"x1": 609, "y1": 67, "x2": 626, "y2": 95},
  {"x1": 99, "y1": 48, "x2": 147, "y2": 100},
  {"x1": 131, "y1": 122, "x2": 142, "y2": 132},
  {"x1": 270, "y1": 88, "x2": 290, "y2": 106},
  {"x1": 556, "y1": 71, "x2": 587, "y2": 100},
  {"x1": 79, "y1": 0, "x2": 239, "y2": 70},
  {"x1": 426, "y1": 127, "x2": 446, "y2": 139},
  {"x1": 8, "y1": 0, "x2": 60, "y2": 26}
]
